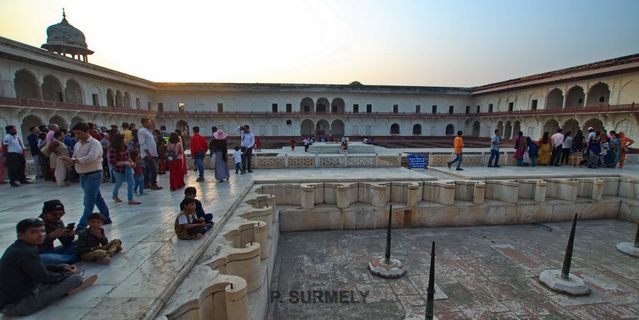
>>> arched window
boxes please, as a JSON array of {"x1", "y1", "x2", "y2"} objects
[
  {"x1": 412, "y1": 124, "x2": 422, "y2": 135},
  {"x1": 445, "y1": 124, "x2": 454, "y2": 135},
  {"x1": 14, "y1": 69, "x2": 41, "y2": 99},
  {"x1": 390, "y1": 123, "x2": 400, "y2": 135},
  {"x1": 106, "y1": 89, "x2": 115, "y2": 107}
]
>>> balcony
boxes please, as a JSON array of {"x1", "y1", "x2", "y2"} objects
[{"x1": 0, "y1": 97, "x2": 636, "y2": 119}]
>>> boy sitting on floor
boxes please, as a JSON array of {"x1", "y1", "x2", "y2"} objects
[
  {"x1": 175, "y1": 198, "x2": 213, "y2": 240},
  {"x1": 76, "y1": 213, "x2": 122, "y2": 265},
  {"x1": 181, "y1": 187, "x2": 214, "y2": 224}
]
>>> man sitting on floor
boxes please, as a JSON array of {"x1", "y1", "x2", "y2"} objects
[
  {"x1": 0, "y1": 218, "x2": 97, "y2": 316},
  {"x1": 39, "y1": 200, "x2": 80, "y2": 265}
]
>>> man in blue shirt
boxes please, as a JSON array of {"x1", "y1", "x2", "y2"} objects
[
  {"x1": 239, "y1": 125, "x2": 255, "y2": 173},
  {"x1": 26, "y1": 126, "x2": 42, "y2": 179},
  {"x1": 488, "y1": 129, "x2": 502, "y2": 167}
]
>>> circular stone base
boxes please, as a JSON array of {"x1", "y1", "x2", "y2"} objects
[
  {"x1": 615, "y1": 242, "x2": 639, "y2": 257},
  {"x1": 368, "y1": 257, "x2": 407, "y2": 278},
  {"x1": 539, "y1": 270, "x2": 590, "y2": 296}
]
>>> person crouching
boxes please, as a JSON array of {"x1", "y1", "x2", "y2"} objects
[
  {"x1": 76, "y1": 213, "x2": 122, "y2": 264},
  {"x1": 175, "y1": 198, "x2": 213, "y2": 240}
]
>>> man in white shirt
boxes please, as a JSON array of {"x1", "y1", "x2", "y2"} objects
[
  {"x1": 137, "y1": 118, "x2": 162, "y2": 190},
  {"x1": 550, "y1": 128, "x2": 565, "y2": 166},
  {"x1": 60, "y1": 122, "x2": 111, "y2": 230},
  {"x1": 3, "y1": 125, "x2": 29, "y2": 187},
  {"x1": 239, "y1": 125, "x2": 255, "y2": 173}
]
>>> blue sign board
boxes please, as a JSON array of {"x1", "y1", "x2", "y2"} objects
[{"x1": 408, "y1": 154, "x2": 427, "y2": 169}]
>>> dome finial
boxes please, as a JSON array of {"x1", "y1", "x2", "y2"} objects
[{"x1": 62, "y1": 8, "x2": 66, "y2": 20}]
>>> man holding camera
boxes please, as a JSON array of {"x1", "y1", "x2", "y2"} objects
[{"x1": 38, "y1": 200, "x2": 79, "y2": 265}]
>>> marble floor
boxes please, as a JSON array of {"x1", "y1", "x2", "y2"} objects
[
  {"x1": 252, "y1": 168, "x2": 434, "y2": 183},
  {"x1": 269, "y1": 220, "x2": 639, "y2": 320},
  {"x1": 0, "y1": 170, "x2": 255, "y2": 320}
]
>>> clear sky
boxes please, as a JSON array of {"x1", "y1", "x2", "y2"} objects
[{"x1": 1, "y1": 0, "x2": 638, "y2": 87}]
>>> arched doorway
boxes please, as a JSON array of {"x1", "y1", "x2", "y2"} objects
[
  {"x1": 413, "y1": 124, "x2": 423, "y2": 135},
  {"x1": 42, "y1": 75, "x2": 63, "y2": 102},
  {"x1": 14, "y1": 69, "x2": 40, "y2": 99},
  {"x1": 445, "y1": 124, "x2": 454, "y2": 136},
  {"x1": 504, "y1": 121, "x2": 512, "y2": 139},
  {"x1": 513, "y1": 120, "x2": 521, "y2": 136},
  {"x1": 331, "y1": 119, "x2": 345, "y2": 136},
  {"x1": 390, "y1": 123, "x2": 400, "y2": 135},
  {"x1": 472, "y1": 121, "x2": 480, "y2": 137},
  {"x1": 586, "y1": 82, "x2": 610, "y2": 107},
  {"x1": 115, "y1": 90, "x2": 123, "y2": 107},
  {"x1": 496, "y1": 121, "x2": 504, "y2": 135},
  {"x1": 546, "y1": 88, "x2": 563, "y2": 110},
  {"x1": 316, "y1": 98, "x2": 329, "y2": 113},
  {"x1": 49, "y1": 115, "x2": 68, "y2": 129},
  {"x1": 615, "y1": 119, "x2": 635, "y2": 138},
  {"x1": 565, "y1": 86, "x2": 584, "y2": 108},
  {"x1": 316, "y1": 119, "x2": 329, "y2": 136},
  {"x1": 300, "y1": 119, "x2": 314, "y2": 136},
  {"x1": 21, "y1": 115, "x2": 45, "y2": 140},
  {"x1": 543, "y1": 119, "x2": 560, "y2": 134},
  {"x1": 124, "y1": 92, "x2": 131, "y2": 108},
  {"x1": 106, "y1": 89, "x2": 115, "y2": 107},
  {"x1": 331, "y1": 98, "x2": 345, "y2": 113},
  {"x1": 65, "y1": 79, "x2": 83, "y2": 104},
  {"x1": 583, "y1": 118, "x2": 604, "y2": 132},
  {"x1": 563, "y1": 119, "x2": 580, "y2": 134},
  {"x1": 300, "y1": 97, "x2": 314, "y2": 112},
  {"x1": 176, "y1": 120, "x2": 190, "y2": 137},
  {"x1": 71, "y1": 116, "x2": 85, "y2": 127}
]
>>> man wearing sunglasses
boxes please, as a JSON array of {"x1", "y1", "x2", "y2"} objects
[{"x1": 0, "y1": 219, "x2": 97, "y2": 316}]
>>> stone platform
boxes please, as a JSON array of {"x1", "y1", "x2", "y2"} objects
[
  {"x1": 427, "y1": 164, "x2": 639, "y2": 180},
  {"x1": 307, "y1": 142, "x2": 376, "y2": 154}
]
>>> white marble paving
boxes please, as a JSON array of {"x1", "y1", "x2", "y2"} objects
[
  {"x1": 428, "y1": 164, "x2": 639, "y2": 180},
  {"x1": 0, "y1": 170, "x2": 255, "y2": 320}
]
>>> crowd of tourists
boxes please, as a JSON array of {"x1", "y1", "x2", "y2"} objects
[{"x1": 447, "y1": 127, "x2": 634, "y2": 170}]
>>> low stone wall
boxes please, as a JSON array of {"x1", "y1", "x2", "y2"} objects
[{"x1": 257, "y1": 176, "x2": 639, "y2": 231}]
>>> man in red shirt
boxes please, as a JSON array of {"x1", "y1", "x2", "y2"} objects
[{"x1": 190, "y1": 126, "x2": 208, "y2": 182}]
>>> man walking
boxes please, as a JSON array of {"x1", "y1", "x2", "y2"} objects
[
  {"x1": 488, "y1": 128, "x2": 501, "y2": 167},
  {"x1": 190, "y1": 126, "x2": 207, "y2": 182},
  {"x1": 61, "y1": 122, "x2": 112, "y2": 230},
  {"x1": 550, "y1": 128, "x2": 564, "y2": 166},
  {"x1": 138, "y1": 118, "x2": 162, "y2": 190},
  {"x1": 3, "y1": 125, "x2": 30, "y2": 187},
  {"x1": 447, "y1": 131, "x2": 464, "y2": 171},
  {"x1": 239, "y1": 125, "x2": 255, "y2": 173},
  {"x1": 26, "y1": 126, "x2": 43, "y2": 179}
]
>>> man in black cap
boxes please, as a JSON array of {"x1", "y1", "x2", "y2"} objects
[
  {"x1": 0, "y1": 218, "x2": 97, "y2": 316},
  {"x1": 38, "y1": 200, "x2": 79, "y2": 265}
]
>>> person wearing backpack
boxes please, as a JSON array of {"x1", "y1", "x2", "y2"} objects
[{"x1": 527, "y1": 137, "x2": 539, "y2": 167}]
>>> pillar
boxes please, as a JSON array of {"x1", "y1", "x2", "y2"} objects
[
  {"x1": 407, "y1": 184, "x2": 420, "y2": 207},
  {"x1": 301, "y1": 184, "x2": 315, "y2": 209},
  {"x1": 535, "y1": 180, "x2": 547, "y2": 202},
  {"x1": 591, "y1": 179, "x2": 603, "y2": 201},
  {"x1": 473, "y1": 182, "x2": 486, "y2": 205}
]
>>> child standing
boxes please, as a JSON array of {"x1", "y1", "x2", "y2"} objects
[
  {"x1": 131, "y1": 150, "x2": 144, "y2": 195},
  {"x1": 77, "y1": 213, "x2": 122, "y2": 264},
  {"x1": 233, "y1": 146, "x2": 242, "y2": 174},
  {"x1": 181, "y1": 187, "x2": 214, "y2": 223},
  {"x1": 175, "y1": 198, "x2": 213, "y2": 240}
]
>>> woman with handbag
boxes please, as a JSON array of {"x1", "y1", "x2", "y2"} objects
[{"x1": 167, "y1": 133, "x2": 185, "y2": 191}]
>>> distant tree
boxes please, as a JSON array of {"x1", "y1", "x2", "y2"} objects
[{"x1": 349, "y1": 81, "x2": 363, "y2": 86}]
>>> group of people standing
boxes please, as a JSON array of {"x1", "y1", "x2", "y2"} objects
[{"x1": 494, "y1": 127, "x2": 634, "y2": 168}]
